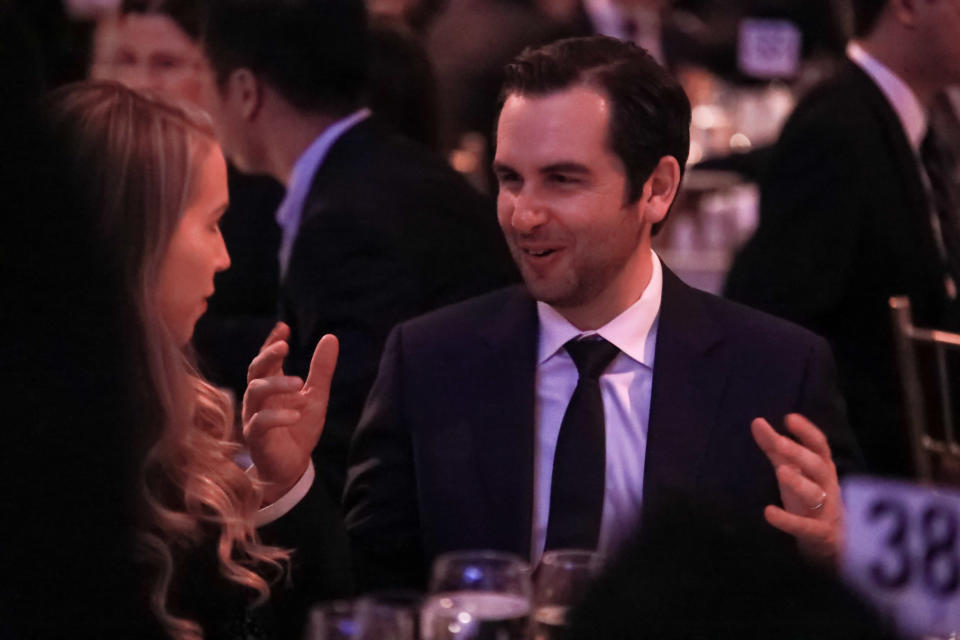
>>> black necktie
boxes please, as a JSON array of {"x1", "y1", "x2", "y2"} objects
[
  {"x1": 921, "y1": 128, "x2": 960, "y2": 292},
  {"x1": 545, "y1": 337, "x2": 620, "y2": 551}
]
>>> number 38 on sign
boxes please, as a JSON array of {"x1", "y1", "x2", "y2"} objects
[{"x1": 843, "y1": 477, "x2": 960, "y2": 638}]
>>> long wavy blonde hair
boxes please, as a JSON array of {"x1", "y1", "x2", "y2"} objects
[{"x1": 45, "y1": 81, "x2": 289, "y2": 639}]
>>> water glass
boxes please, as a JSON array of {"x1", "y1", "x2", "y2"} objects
[
  {"x1": 532, "y1": 550, "x2": 604, "y2": 640},
  {"x1": 421, "y1": 550, "x2": 532, "y2": 640}
]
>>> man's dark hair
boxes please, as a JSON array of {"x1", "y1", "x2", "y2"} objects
[
  {"x1": 200, "y1": 0, "x2": 367, "y2": 115},
  {"x1": 499, "y1": 36, "x2": 690, "y2": 235},
  {"x1": 850, "y1": 0, "x2": 888, "y2": 38},
  {"x1": 121, "y1": 0, "x2": 204, "y2": 40}
]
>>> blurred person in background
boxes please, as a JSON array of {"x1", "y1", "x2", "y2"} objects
[
  {"x1": 43, "y1": 81, "x2": 351, "y2": 640},
  {"x1": 89, "y1": 0, "x2": 286, "y2": 403},
  {"x1": 726, "y1": 0, "x2": 960, "y2": 478},
  {"x1": 425, "y1": 0, "x2": 572, "y2": 181},
  {"x1": 199, "y1": 0, "x2": 518, "y2": 500},
  {"x1": 366, "y1": 18, "x2": 442, "y2": 151},
  {"x1": 88, "y1": 0, "x2": 210, "y2": 105}
]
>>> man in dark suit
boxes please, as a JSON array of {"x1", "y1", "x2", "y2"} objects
[
  {"x1": 344, "y1": 36, "x2": 861, "y2": 591},
  {"x1": 725, "y1": 0, "x2": 960, "y2": 478},
  {"x1": 199, "y1": 0, "x2": 517, "y2": 497}
]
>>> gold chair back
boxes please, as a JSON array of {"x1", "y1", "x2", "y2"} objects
[{"x1": 889, "y1": 296, "x2": 960, "y2": 481}]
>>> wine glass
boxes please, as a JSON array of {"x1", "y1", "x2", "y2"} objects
[
  {"x1": 421, "y1": 550, "x2": 532, "y2": 640},
  {"x1": 532, "y1": 550, "x2": 604, "y2": 640},
  {"x1": 303, "y1": 600, "x2": 356, "y2": 640},
  {"x1": 354, "y1": 591, "x2": 420, "y2": 640}
]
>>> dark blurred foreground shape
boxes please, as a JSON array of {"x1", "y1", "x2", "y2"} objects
[
  {"x1": 0, "y1": 5, "x2": 160, "y2": 638},
  {"x1": 565, "y1": 497, "x2": 898, "y2": 640}
]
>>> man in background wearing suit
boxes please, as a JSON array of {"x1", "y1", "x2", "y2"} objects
[
  {"x1": 344, "y1": 35, "x2": 861, "y2": 591},
  {"x1": 199, "y1": 0, "x2": 517, "y2": 497},
  {"x1": 725, "y1": 0, "x2": 960, "y2": 477}
]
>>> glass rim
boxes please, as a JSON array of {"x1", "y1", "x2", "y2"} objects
[
  {"x1": 539, "y1": 549, "x2": 605, "y2": 569},
  {"x1": 308, "y1": 599, "x2": 354, "y2": 614},
  {"x1": 356, "y1": 589, "x2": 424, "y2": 608},
  {"x1": 433, "y1": 549, "x2": 532, "y2": 574}
]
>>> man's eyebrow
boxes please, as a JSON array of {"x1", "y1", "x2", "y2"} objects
[
  {"x1": 540, "y1": 162, "x2": 590, "y2": 175},
  {"x1": 491, "y1": 161, "x2": 516, "y2": 174}
]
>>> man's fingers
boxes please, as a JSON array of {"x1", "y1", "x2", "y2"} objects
[
  {"x1": 751, "y1": 417, "x2": 786, "y2": 467},
  {"x1": 752, "y1": 417, "x2": 832, "y2": 488},
  {"x1": 303, "y1": 334, "x2": 339, "y2": 396},
  {"x1": 243, "y1": 408, "x2": 302, "y2": 442},
  {"x1": 776, "y1": 464, "x2": 827, "y2": 513},
  {"x1": 785, "y1": 413, "x2": 833, "y2": 460},
  {"x1": 763, "y1": 505, "x2": 833, "y2": 543},
  {"x1": 247, "y1": 340, "x2": 289, "y2": 383}
]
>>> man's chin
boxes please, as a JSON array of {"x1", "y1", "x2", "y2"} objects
[{"x1": 523, "y1": 280, "x2": 580, "y2": 309}]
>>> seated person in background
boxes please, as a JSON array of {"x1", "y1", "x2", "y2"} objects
[
  {"x1": 342, "y1": 35, "x2": 862, "y2": 592},
  {"x1": 725, "y1": 0, "x2": 960, "y2": 478},
  {"x1": 565, "y1": 497, "x2": 896, "y2": 640},
  {"x1": 89, "y1": 0, "x2": 285, "y2": 401},
  {"x1": 45, "y1": 81, "x2": 350, "y2": 640},
  {"x1": 199, "y1": 0, "x2": 519, "y2": 499}
]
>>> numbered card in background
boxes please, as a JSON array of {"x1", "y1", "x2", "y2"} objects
[
  {"x1": 737, "y1": 18, "x2": 801, "y2": 80},
  {"x1": 843, "y1": 476, "x2": 960, "y2": 638}
]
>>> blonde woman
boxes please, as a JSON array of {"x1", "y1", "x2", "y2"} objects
[{"x1": 45, "y1": 81, "x2": 351, "y2": 639}]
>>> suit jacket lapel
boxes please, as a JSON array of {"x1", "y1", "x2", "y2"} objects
[
  {"x1": 643, "y1": 267, "x2": 726, "y2": 520},
  {"x1": 471, "y1": 286, "x2": 539, "y2": 558}
]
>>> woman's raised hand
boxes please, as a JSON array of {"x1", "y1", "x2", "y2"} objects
[{"x1": 242, "y1": 322, "x2": 338, "y2": 505}]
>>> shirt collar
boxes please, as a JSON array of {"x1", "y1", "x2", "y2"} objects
[
  {"x1": 847, "y1": 41, "x2": 927, "y2": 150},
  {"x1": 275, "y1": 108, "x2": 371, "y2": 228},
  {"x1": 537, "y1": 249, "x2": 662, "y2": 368}
]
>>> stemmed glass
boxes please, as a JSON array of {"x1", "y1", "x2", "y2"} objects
[
  {"x1": 303, "y1": 593, "x2": 420, "y2": 640},
  {"x1": 421, "y1": 550, "x2": 533, "y2": 639},
  {"x1": 355, "y1": 591, "x2": 421, "y2": 640},
  {"x1": 532, "y1": 550, "x2": 604, "y2": 640}
]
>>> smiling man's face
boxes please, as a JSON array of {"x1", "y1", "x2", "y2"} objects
[{"x1": 493, "y1": 85, "x2": 655, "y2": 326}]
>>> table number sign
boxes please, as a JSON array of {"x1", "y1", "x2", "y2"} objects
[
  {"x1": 842, "y1": 476, "x2": 960, "y2": 638},
  {"x1": 737, "y1": 18, "x2": 801, "y2": 80}
]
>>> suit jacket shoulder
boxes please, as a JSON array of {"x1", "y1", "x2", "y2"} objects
[{"x1": 645, "y1": 269, "x2": 860, "y2": 524}]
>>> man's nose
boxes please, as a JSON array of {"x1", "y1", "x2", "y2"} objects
[{"x1": 509, "y1": 191, "x2": 549, "y2": 234}]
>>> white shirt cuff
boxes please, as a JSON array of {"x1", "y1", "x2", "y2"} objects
[{"x1": 251, "y1": 461, "x2": 315, "y2": 527}]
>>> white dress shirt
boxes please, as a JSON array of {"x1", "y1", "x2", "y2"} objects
[
  {"x1": 532, "y1": 250, "x2": 662, "y2": 561},
  {"x1": 251, "y1": 460, "x2": 315, "y2": 526},
  {"x1": 275, "y1": 108, "x2": 371, "y2": 279}
]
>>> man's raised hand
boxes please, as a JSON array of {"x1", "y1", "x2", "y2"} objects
[{"x1": 752, "y1": 413, "x2": 843, "y2": 564}]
